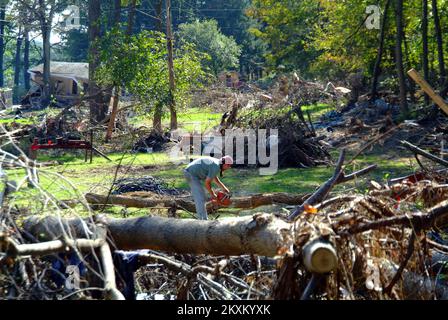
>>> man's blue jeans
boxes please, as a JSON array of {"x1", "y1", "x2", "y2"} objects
[{"x1": 184, "y1": 170, "x2": 208, "y2": 220}]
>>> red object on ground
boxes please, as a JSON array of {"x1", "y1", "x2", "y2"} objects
[{"x1": 30, "y1": 137, "x2": 92, "y2": 151}]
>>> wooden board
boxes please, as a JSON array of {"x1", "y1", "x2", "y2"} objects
[{"x1": 407, "y1": 68, "x2": 448, "y2": 115}]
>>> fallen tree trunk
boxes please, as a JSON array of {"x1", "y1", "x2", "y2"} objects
[
  {"x1": 23, "y1": 214, "x2": 294, "y2": 257},
  {"x1": 84, "y1": 163, "x2": 378, "y2": 214},
  {"x1": 401, "y1": 140, "x2": 448, "y2": 167},
  {"x1": 85, "y1": 192, "x2": 310, "y2": 213}
]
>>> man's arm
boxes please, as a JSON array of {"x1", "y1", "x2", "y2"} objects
[
  {"x1": 214, "y1": 177, "x2": 230, "y2": 194},
  {"x1": 205, "y1": 178, "x2": 217, "y2": 199}
]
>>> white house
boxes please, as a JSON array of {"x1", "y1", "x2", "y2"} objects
[{"x1": 28, "y1": 62, "x2": 89, "y2": 101}]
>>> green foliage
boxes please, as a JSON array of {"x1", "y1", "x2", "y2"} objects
[
  {"x1": 96, "y1": 29, "x2": 207, "y2": 116},
  {"x1": 308, "y1": 0, "x2": 383, "y2": 79},
  {"x1": 177, "y1": 19, "x2": 242, "y2": 75},
  {"x1": 247, "y1": 0, "x2": 320, "y2": 75},
  {"x1": 247, "y1": 0, "x2": 448, "y2": 86},
  {"x1": 59, "y1": 29, "x2": 89, "y2": 62}
]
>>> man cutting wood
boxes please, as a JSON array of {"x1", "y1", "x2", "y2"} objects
[{"x1": 183, "y1": 156, "x2": 234, "y2": 220}]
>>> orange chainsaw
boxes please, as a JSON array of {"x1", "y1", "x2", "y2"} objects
[{"x1": 212, "y1": 191, "x2": 232, "y2": 207}]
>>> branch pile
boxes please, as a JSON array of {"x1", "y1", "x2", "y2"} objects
[{"x1": 1, "y1": 141, "x2": 448, "y2": 300}]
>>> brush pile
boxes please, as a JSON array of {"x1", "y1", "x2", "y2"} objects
[{"x1": 111, "y1": 176, "x2": 182, "y2": 196}]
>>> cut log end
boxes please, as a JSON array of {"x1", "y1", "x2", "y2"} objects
[{"x1": 303, "y1": 240, "x2": 338, "y2": 274}]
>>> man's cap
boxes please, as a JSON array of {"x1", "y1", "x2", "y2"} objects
[{"x1": 221, "y1": 155, "x2": 234, "y2": 165}]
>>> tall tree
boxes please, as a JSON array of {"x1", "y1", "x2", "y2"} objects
[
  {"x1": 371, "y1": 0, "x2": 391, "y2": 100},
  {"x1": 394, "y1": 0, "x2": 408, "y2": 114},
  {"x1": 155, "y1": 0, "x2": 163, "y2": 32},
  {"x1": 422, "y1": 0, "x2": 429, "y2": 105},
  {"x1": 14, "y1": 26, "x2": 23, "y2": 97},
  {"x1": 23, "y1": 27, "x2": 30, "y2": 90},
  {"x1": 166, "y1": 0, "x2": 177, "y2": 131},
  {"x1": 96, "y1": 30, "x2": 205, "y2": 136},
  {"x1": 16, "y1": 0, "x2": 68, "y2": 104},
  {"x1": 37, "y1": 0, "x2": 56, "y2": 104},
  {"x1": 89, "y1": 0, "x2": 107, "y2": 123},
  {"x1": 105, "y1": 0, "x2": 123, "y2": 141},
  {"x1": 114, "y1": 0, "x2": 121, "y2": 26},
  {"x1": 432, "y1": 0, "x2": 447, "y2": 97},
  {"x1": 14, "y1": 1, "x2": 36, "y2": 91},
  {"x1": 0, "y1": 2, "x2": 6, "y2": 87},
  {"x1": 126, "y1": 0, "x2": 136, "y2": 35}
]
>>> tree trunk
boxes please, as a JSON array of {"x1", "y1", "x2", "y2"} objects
[
  {"x1": 432, "y1": 0, "x2": 446, "y2": 97},
  {"x1": 105, "y1": 86, "x2": 119, "y2": 142},
  {"x1": 23, "y1": 214, "x2": 294, "y2": 257},
  {"x1": 126, "y1": 0, "x2": 136, "y2": 35},
  {"x1": 88, "y1": 0, "x2": 107, "y2": 123},
  {"x1": 155, "y1": 0, "x2": 163, "y2": 32},
  {"x1": 394, "y1": 0, "x2": 408, "y2": 114},
  {"x1": 105, "y1": 0, "x2": 122, "y2": 136},
  {"x1": 403, "y1": 31, "x2": 416, "y2": 103},
  {"x1": 371, "y1": 0, "x2": 391, "y2": 99},
  {"x1": 114, "y1": 0, "x2": 121, "y2": 26},
  {"x1": 153, "y1": 103, "x2": 163, "y2": 133},
  {"x1": 422, "y1": 0, "x2": 430, "y2": 105},
  {"x1": 38, "y1": 0, "x2": 53, "y2": 107},
  {"x1": 13, "y1": 27, "x2": 23, "y2": 104},
  {"x1": 166, "y1": 0, "x2": 178, "y2": 131},
  {"x1": 103, "y1": 0, "x2": 122, "y2": 132},
  {"x1": 41, "y1": 26, "x2": 51, "y2": 104},
  {"x1": 85, "y1": 192, "x2": 310, "y2": 213},
  {"x1": 23, "y1": 28, "x2": 30, "y2": 90},
  {"x1": 0, "y1": 5, "x2": 6, "y2": 87}
]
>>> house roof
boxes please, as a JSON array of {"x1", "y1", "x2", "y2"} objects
[{"x1": 29, "y1": 62, "x2": 89, "y2": 82}]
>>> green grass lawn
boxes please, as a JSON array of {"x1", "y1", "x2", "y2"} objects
[
  {"x1": 5, "y1": 146, "x2": 417, "y2": 219},
  {"x1": 129, "y1": 107, "x2": 222, "y2": 133}
]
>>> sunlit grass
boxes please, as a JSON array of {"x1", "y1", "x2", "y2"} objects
[
  {"x1": 129, "y1": 107, "x2": 222, "y2": 133},
  {"x1": 302, "y1": 103, "x2": 335, "y2": 121},
  {"x1": 6, "y1": 149, "x2": 417, "y2": 206}
]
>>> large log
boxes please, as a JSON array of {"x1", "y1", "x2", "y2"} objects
[
  {"x1": 85, "y1": 192, "x2": 310, "y2": 213},
  {"x1": 23, "y1": 214, "x2": 294, "y2": 257},
  {"x1": 84, "y1": 163, "x2": 377, "y2": 214}
]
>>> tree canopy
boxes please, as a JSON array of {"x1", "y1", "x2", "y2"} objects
[{"x1": 177, "y1": 19, "x2": 241, "y2": 75}]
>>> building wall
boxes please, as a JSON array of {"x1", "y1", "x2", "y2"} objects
[{"x1": 30, "y1": 73, "x2": 86, "y2": 97}]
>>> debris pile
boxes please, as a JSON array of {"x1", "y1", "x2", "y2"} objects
[
  {"x1": 1, "y1": 145, "x2": 448, "y2": 300},
  {"x1": 111, "y1": 176, "x2": 182, "y2": 196},
  {"x1": 234, "y1": 104, "x2": 332, "y2": 168},
  {"x1": 132, "y1": 132, "x2": 176, "y2": 153},
  {"x1": 206, "y1": 75, "x2": 349, "y2": 168}
]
